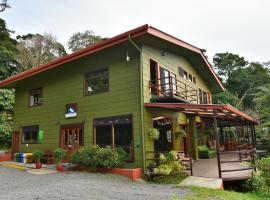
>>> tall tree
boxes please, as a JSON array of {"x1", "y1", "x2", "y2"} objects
[
  {"x1": 16, "y1": 33, "x2": 67, "y2": 71},
  {"x1": 213, "y1": 52, "x2": 248, "y2": 82},
  {"x1": 68, "y1": 30, "x2": 102, "y2": 52},
  {"x1": 0, "y1": 18, "x2": 15, "y2": 148},
  {"x1": 0, "y1": 18, "x2": 18, "y2": 79},
  {"x1": 0, "y1": 0, "x2": 10, "y2": 12}
]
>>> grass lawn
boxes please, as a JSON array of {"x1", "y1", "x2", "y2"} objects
[{"x1": 176, "y1": 186, "x2": 269, "y2": 200}]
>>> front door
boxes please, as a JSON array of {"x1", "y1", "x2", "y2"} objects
[
  {"x1": 60, "y1": 124, "x2": 84, "y2": 161},
  {"x1": 11, "y1": 131, "x2": 20, "y2": 158}
]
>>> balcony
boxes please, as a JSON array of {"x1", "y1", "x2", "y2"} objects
[{"x1": 149, "y1": 76, "x2": 198, "y2": 103}]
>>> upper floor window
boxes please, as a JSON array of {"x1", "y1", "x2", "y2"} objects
[
  {"x1": 22, "y1": 125, "x2": 39, "y2": 144},
  {"x1": 199, "y1": 89, "x2": 208, "y2": 104},
  {"x1": 84, "y1": 69, "x2": 109, "y2": 95},
  {"x1": 188, "y1": 74, "x2": 193, "y2": 82},
  {"x1": 29, "y1": 88, "x2": 43, "y2": 107},
  {"x1": 193, "y1": 77, "x2": 196, "y2": 84}
]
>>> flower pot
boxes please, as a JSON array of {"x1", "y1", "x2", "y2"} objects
[
  {"x1": 35, "y1": 163, "x2": 42, "y2": 169},
  {"x1": 57, "y1": 164, "x2": 63, "y2": 171}
]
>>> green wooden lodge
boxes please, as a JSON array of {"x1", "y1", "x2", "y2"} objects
[{"x1": 0, "y1": 25, "x2": 258, "y2": 181}]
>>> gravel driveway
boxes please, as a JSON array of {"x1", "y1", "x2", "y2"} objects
[{"x1": 0, "y1": 167, "x2": 189, "y2": 200}]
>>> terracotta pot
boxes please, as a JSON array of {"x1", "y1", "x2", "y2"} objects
[
  {"x1": 35, "y1": 163, "x2": 42, "y2": 169},
  {"x1": 57, "y1": 164, "x2": 63, "y2": 171}
]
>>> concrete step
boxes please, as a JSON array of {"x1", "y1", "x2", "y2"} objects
[{"x1": 179, "y1": 176, "x2": 223, "y2": 189}]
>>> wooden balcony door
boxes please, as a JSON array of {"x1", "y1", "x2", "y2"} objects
[{"x1": 60, "y1": 124, "x2": 84, "y2": 161}]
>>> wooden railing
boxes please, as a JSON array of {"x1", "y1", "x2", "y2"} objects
[
  {"x1": 149, "y1": 76, "x2": 198, "y2": 103},
  {"x1": 218, "y1": 148, "x2": 256, "y2": 178}
]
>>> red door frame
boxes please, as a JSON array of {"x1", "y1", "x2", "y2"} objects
[{"x1": 11, "y1": 131, "x2": 20, "y2": 158}]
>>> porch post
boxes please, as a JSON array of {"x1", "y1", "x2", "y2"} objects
[
  {"x1": 188, "y1": 115, "x2": 198, "y2": 160},
  {"x1": 213, "y1": 109, "x2": 222, "y2": 178},
  {"x1": 220, "y1": 127, "x2": 224, "y2": 145}
]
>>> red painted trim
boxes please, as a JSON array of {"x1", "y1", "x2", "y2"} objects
[
  {"x1": 147, "y1": 26, "x2": 224, "y2": 91},
  {"x1": 144, "y1": 103, "x2": 258, "y2": 125},
  {"x1": 0, "y1": 24, "x2": 224, "y2": 91}
]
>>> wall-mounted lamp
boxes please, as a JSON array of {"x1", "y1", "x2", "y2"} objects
[
  {"x1": 55, "y1": 119, "x2": 60, "y2": 126},
  {"x1": 126, "y1": 51, "x2": 130, "y2": 62}
]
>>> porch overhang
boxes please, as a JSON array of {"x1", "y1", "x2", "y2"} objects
[{"x1": 144, "y1": 103, "x2": 259, "y2": 126}]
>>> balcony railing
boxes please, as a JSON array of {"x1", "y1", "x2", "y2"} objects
[{"x1": 149, "y1": 76, "x2": 198, "y2": 103}]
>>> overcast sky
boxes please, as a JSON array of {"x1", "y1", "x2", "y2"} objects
[{"x1": 2, "y1": 0, "x2": 270, "y2": 62}]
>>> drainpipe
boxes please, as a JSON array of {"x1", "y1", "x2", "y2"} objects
[{"x1": 128, "y1": 35, "x2": 146, "y2": 173}]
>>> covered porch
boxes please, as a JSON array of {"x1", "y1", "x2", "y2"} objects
[{"x1": 144, "y1": 103, "x2": 258, "y2": 181}]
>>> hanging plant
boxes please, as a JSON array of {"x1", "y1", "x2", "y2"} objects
[
  {"x1": 175, "y1": 125, "x2": 187, "y2": 138},
  {"x1": 149, "y1": 128, "x2": 160, "y2": 140}
]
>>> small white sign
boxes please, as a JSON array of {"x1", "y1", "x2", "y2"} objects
[{"x1": 65, "y1": 112, "x2": 77, "y2": 118}]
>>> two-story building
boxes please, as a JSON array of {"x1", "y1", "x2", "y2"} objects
[{"x1": 0, "y1": 25, "x2": 258, "y2": 180}]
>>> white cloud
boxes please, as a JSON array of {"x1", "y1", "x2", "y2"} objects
[{"x1": 2, "y1": 0, "x2": 270, "y2": 62}]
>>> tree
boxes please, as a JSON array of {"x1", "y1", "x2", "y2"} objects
[
  {"x1": 68, "y1": 30, "x2": 102, "y2": 52},
  {"x1": 213, "y1": 52, "x2": 248, "y2": 82},
  {"x1": 0, "y1": 18, "x2": 18, "y2": 80},
  {"x1": 16, "y1": 33, "x2": 67, "y2": 71},
  {"x1": 0, "y1": 0, "x2": 10, "y2": 12}
]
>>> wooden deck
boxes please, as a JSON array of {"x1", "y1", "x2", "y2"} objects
[{"x1": 192, "y1": 152, "x2": 253, "y2": 181}]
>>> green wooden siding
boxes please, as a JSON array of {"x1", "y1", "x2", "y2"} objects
[
  {"x1": 141, "y1": 45, "x2": 211, "y2": 103},
  {"x1": 13, "y1": 44, "x2": 143, "y2": 167}
]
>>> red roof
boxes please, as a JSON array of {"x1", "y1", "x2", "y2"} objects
[
  {"x1": 0, "y1": 24, "x2": 224, "y2": 90},
  {"x1": 144, "y1": 103, "x2": 258, "y2": 125}
]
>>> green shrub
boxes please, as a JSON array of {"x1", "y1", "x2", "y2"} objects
[
  {"x1": 244, "y1": 156, "x2": 270, "y2": 194},
  {"x1": 149, "y1": 128, "x2": 160, "y2": 140},
  {"x1": 115, "y1": 147, "x2": 127, "y2": 163},
  {"x1": 152, "y1": 171, "x2": 188, "y2": 184},
  {"x1": 32, "y1": 150, "x2": 44, "y2": 163},
  {"x1": 154, "y1": 151, "x2": 185, "y2": 175},
  {"x1": 71, "y1": 145, "x2": 125, "y2": 169},
  {"x1": 53, "y1": 148, "x2": 66, "y2": 164}
]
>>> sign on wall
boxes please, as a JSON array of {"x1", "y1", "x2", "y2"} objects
[{"x1": 65, "y1": 103, "x2": 78, "y2": 118}]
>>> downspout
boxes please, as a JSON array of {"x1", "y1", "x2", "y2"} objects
[{"x1": 128, "y1": 35, "x2": 146, "y2": 173}]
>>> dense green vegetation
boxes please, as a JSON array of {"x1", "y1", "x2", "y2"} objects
[
  {"x1": 179, "y1": 186, "x2": 269, "y2": 200},
  {"x1": 71, "y1": 145, "x2": 127, "y2": 169}
]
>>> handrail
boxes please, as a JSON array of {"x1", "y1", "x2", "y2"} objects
[{"x1": 149, "y1": 76, "x2": 199, "y2": 103}]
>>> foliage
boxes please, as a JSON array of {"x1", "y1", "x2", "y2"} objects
[
  {"x1": 32, "y1": 150, "x2": 44, "y2": 163},
  {"x1": 213, "y1": 52, "x2": 248, "y2": 82},
  {"x1": 175, "y1": 126, "x2": 186, "y2": 138},
  {"x1": 0, "y1": 18, "x2": 18, "y2": 80},
  {"x1": 53, "y1": 148, "x2": 66, "y2": 164},
  {"x1": 256, "y1": 157, "x2": 270, "y2": 191},
  {"x1": 71, "y1": 145, "x2": 125, "y2": 169},
  {"x1": 115, "y1": 147, "x2": 128, "y2": 163},
  {"x1": 256, "y1": 126, "x2": 270, "y2": 153},
  {"x1": 182, "y1": 186, "x2": 269, "y2": 200},
  {"x1": 149, "y1": 128, "x2": 160, "y2": 140},
  {"x1": 212, "y1": 89, "x2": 239, "y2": 107},
  {"x1": 155, "y1": 151, "x2": 185, "y2": 175},
  {"x1": 68, "y1": 30, "x2": 102, "y2": 52},
  {"x1": 0, "y1": 0, "x2": 10, "y2": 12},
  {"x1": 16, "y1": 33, "x2": 67, "y2": 71},
  {"x1": 151, "y1": 171, "x2": 188, "y2": 184}
]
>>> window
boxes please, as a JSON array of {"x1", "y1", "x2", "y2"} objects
[
  {"x1": 29, "y1": 88, "x2": 42, "y2": 107},
  {"x1": 183, "y1": 71, "x2": 188, "y2": 80},
  {"x1": 94, "y1": 115, "x2": 134, "y2": 161},
  {"x1": 22, "y1": 125, "x2": 39, "y2": 144},
  {"x1": 84, "y1": 69, "x2": 109, "y2": 95},
  {"x1": 188, "y1": 74, "x2": 193, "y2": 82},
  {"x1": 178, "y1": 67, "x2": 184, "y2": 77},
  {"x1": 198, "y1": 89, "x2": 208, "y2": 104},
  {"x1": 193, "y1": 77, "x2": 196, "y2": 84}
]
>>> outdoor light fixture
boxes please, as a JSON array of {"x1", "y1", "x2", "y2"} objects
[{"x1": 126, "y1": 51, "x2": 130, "y2": 62}]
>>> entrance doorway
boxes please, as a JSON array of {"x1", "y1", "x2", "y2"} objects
[
  {"x1": 153, "y1": 117, "x2": 173, "y2": 152},
  {"x1": 60, "y1": 124, "x2": 84, "y2": 160},
  {"x1": 11, "y1": 131, "x2": 20, "y2": 158}
]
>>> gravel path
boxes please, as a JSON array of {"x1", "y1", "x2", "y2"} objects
[{"x1": 0, "y1": 167, "x2": 189, "y2": 200}]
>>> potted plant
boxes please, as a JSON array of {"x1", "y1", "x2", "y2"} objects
[
  {"x1": 32, "y1": 150, "x2": 44, "y2": 169},
  {"x1": 53, "y1": 148, "x2": 66, "y2": 171},
  {"x1": 149, "y1": 128, "x2": 160, "y2": 140}
]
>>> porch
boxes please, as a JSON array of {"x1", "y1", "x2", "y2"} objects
[
  {"x1": 144, "y1": 103, "x2": 258, "y2": 181},
  {"x1": 192, "y1": 151, "x2": 253, "y2": 181}
]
